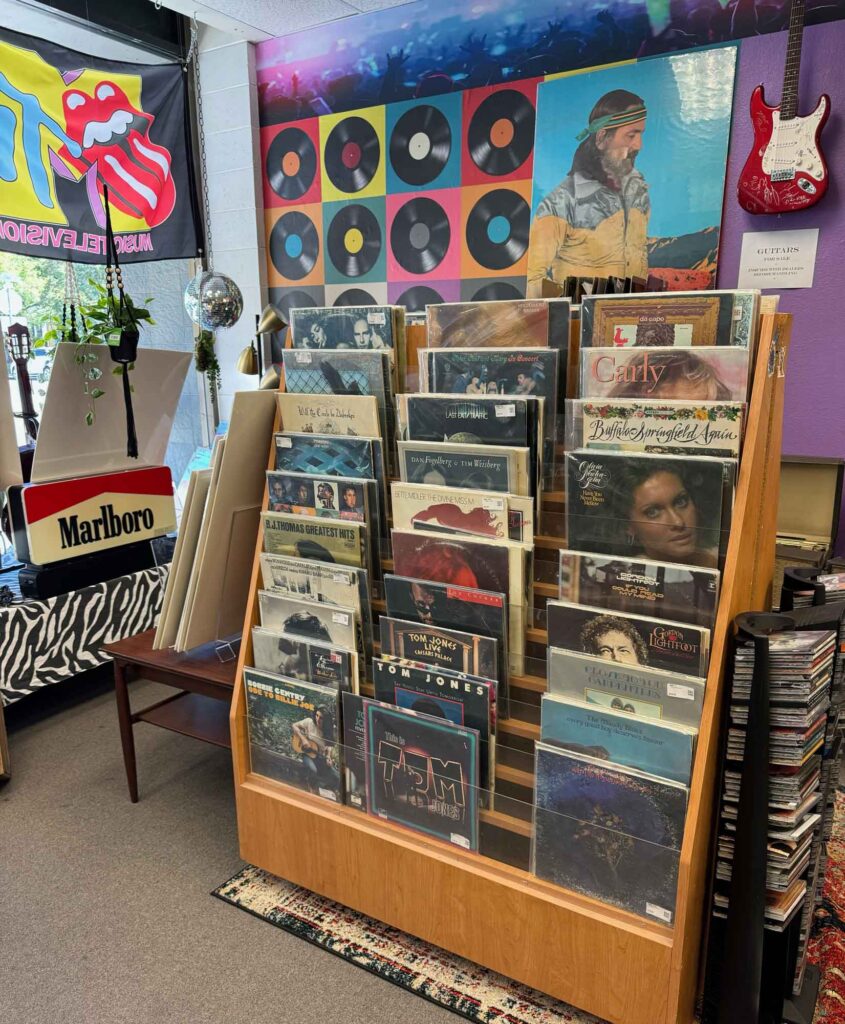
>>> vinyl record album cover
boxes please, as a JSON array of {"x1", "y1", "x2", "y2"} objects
[
  {"x1": 391, "y1": 481, "x2": 512, "y2": 541},
  {"x1": 372, "y1": 657, "x2": 495, "y2": 790},
  {"x1": 258, "y1": 589, "x2": 357, "y2": 652},
  {"x1": 579, "y1": 291, "x2": 759, "y2": 350},
  {"x1": 400, "y1": 393, "x2": 531, "y2": 448},
  {"x1": 267, "y1": 470, "x2": 373, "y2": 524},
  {"x1": 364, "y1": 700, "x2": 480, "y2": 849},
  {"x1": 580, "y1": 347, "x2": 750, "y2": 403},
  {"x1": 558, "y1": 550, "x2": 719, "y2": 629},
  {"x1": 277, "y1": 393, "x2": 381, "y2": 439},
  {"x1": 259, "y1": 553, "x2": 372, "y2": 659},
  {"x1": 379, "y1": 615, "x2": 498, "y2": 681},
  {"x1": 568, "y1": 399, "x2": 744, "y2": 459},
  {"x1": 547, "y1": 647, "x2": 705, "y2": 729},
  {"x1": 397, "y1": 440, "x2": 530, "y2": 496},
  {"x1": 274, "y1": 432, "x2": 375, "y2": 477},
  {"x1": 425, "y1": 299, "x2": 570, "y2": 350},
  {"x1": 245, "y1": 668, "x2": 341, "y2": 802},
  {"x1": 546, "y1": 600, "x2": 710, "y2": 677},
  {"x1": 384, "y1": 574, "x2": 508, "y2": 687},
  {"x1": 565, "y1": 451, "x2": 734, "y2": 569},
  {"x1": 290, "y1": 305, "x2": 400, "y2": 350},
  {"x1": 262, "y1": 512, "x2": 367, "y2": 570},
  {"x1": 540, "y1": 693, "x2": 696, "y2": 785},
  {"x1": 390, "y1": 530, "x2": 512, "y2": 605},
  {"x1": 252, "y1": 626, "x2": 358, "y2": 692},
  {"x1": 532, "y1": 743, "x2": 688, "y2": 921}
]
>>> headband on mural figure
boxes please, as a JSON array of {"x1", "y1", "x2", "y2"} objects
[{"x1": 575, "y1": 106, "x2": 647, "y2": 141}]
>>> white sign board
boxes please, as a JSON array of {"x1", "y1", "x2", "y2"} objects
[{"x1": 738, "y1": 228, "x2": 819, "y2": 290}]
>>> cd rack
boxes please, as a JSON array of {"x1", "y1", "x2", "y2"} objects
[{"x1": 228, "y1": 313, "x2": 792, "y2": 1024}]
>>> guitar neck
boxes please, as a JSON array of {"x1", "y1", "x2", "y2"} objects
[{"x1": 781, "y1": 0, "x2": 806, "y2": 121}]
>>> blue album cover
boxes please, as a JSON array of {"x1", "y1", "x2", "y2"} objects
[
  {"x1": 274, "y1": 432, "x2": 374, "y2": 477},
  {"x1": 540, "y1": 694, "x2": 695, "y2": 785},
  {"x1": 365, "y1": 701, "x2": 479, "y2": 850},
  {"x1": 533, "y1": 742, "x2": 688, "y2": 922}
]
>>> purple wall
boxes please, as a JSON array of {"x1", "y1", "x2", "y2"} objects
[{"x1": 718, "y1": 22, "x2": 845, "y2": 552}]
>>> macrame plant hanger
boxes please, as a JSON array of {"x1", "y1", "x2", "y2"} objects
[{"x1": 102, "y1": 183, "x2": 139, "y2": 459}]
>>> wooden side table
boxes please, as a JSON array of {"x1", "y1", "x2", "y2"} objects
[{"x1": 103, "y1": 629, "x2": 237, "y2": 802}]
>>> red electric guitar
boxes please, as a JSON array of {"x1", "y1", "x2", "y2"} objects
[{"x1": 737, "y1": 0, "x2": 830, "y2": 214}]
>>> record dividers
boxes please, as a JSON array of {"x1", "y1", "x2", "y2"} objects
[{"x1": 228, "y1": 314, "x2": 792, "y2": 1024}]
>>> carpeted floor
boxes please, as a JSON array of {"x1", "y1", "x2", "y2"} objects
[
  {"x1": 0, "y1": 671, "x2": 455, "y2": 1024},
  {"x1": 3, "y1": 672, "x2": 844, "y2": 1024}
]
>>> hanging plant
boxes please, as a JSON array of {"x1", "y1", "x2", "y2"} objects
[{"x1": 194, "y1": 328, "x2": 221, "y2": 402}]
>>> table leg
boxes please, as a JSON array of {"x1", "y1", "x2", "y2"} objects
[{"x1": 113, "y1": 661, "x2": 139, "y2": 802}]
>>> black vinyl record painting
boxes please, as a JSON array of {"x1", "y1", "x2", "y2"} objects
[
  {"x1": 271, "y1": 288, "x2": 324, "y2": 321},
  {"x1": 470, "y1": 280, "x2": 524, "y2": 302},
  {"x1": 333, "y1": 287, "x2": 378, "y2": 307},
  {"x1": 269, "y1": 210, "x2": 320, "y2": 280},
  {"x1": 465, "y1": 188, "x2": 530, "y2": 271},
  {"x1": 324, "y1": 116, "x2": 380, "y2": 194},
  {"x1": 389, "y1": 104, "x2": 451, "y2": 186},
  {"x1": 266, "y1": 126, "x2": 317, "y2": 201},
  {"x1": 396, "y1": 285, "x2": 444, "y2": 312},
  {"x1": 326, "y1": 203, "x2": 382, "y2": 278},
  {"x1": 390, "y1": 196, "x2": 450, "y2": 275},
  {"x1": 467, "y1": 89, "x2": 535, "y2": 176}
]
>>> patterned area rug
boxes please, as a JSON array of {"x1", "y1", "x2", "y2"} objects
[{"x1": 213, "y1": 793, "x2": 845, "y2": 1024}]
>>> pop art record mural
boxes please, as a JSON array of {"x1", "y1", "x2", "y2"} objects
[{"x1": 262, "y1": 81, "x2": 541, "y2": 314}]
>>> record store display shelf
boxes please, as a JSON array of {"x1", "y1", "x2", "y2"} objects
[{"x1": 229, "y1": 314, "x2": 791, "y2": 1024}]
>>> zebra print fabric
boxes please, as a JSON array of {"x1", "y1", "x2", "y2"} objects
[{"x1": 0, "y1": 565, "x2": 169, "y2": 705}]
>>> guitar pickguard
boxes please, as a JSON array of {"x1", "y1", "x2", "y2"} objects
[{"x1": 760, "y1": 106, "x2": 827, "y2": 185}]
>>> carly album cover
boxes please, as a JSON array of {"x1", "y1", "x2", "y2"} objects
[
  {"x1": 245, "y1": 668, "x2": 341, "y2": 803},
  {"x1": 546, "y1": 599, "x2": 710, "y2": 677},
  {"x1": 532, "y1": 743, "x2": 688, "y2": 922},
  {"x1": 558, "y1": 549, "x2": 720, "y2": 630},
  {"x1": 364, "y1": 700, "x2": 480, "y2": 850},
  {"x1": 580, "y1": 346, "x2": 750, "y2": 403},
  {"x1": 565, "y1": 450, "x2": 734, "y2": 569}
]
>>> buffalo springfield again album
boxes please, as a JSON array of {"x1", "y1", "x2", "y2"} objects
[
  {"x1": 567, "y1": 399, "x2": 744, "y2": 459},
  {"x1": 245, "y1": 667, "x2": 341, "y2": 803},
  {"x1": 558, "y1": 550, "x2": 720, "y2": 630},
  {"x1": 364, "y1": 700, "x2": 480, "y2": 850},
  {"x1": 532, "y1": 743, "x2": 688, "y2": 922},
  {"x1": 565, "y1": 451, "x2": 735, "y2": 569},
  {"x1": 547, "y1": 647, "x2": 705, "y2": 729}
]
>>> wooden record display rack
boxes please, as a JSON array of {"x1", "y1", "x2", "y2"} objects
[{"x1": 229, "y1": 314, "x2": 792, "y2": 1024}]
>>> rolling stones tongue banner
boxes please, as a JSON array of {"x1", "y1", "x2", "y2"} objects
[{"x1": 0, "y1": 29, "x2": 201, "y2": 263}]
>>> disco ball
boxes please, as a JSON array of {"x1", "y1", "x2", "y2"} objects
[{"x1": 184, "y1": 270, "x2": 243, "y2": 329}]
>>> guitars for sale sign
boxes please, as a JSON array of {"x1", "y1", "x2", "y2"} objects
[
  {"x1": 12, "y1": 466, "x2": 176, "y2": 565},
  {"x1": 0, "y1": 29, "x2": 200, "y2": 262}
]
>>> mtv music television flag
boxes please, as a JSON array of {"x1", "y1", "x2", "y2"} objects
[{"x1": 0, "y1": 29, "x2": 201, "y2": 263}]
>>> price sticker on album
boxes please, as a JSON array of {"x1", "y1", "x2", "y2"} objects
[
  {"x1": 294, "y1": 351, "x2": 312, "y2": 364},
  {"x1": 367, "y1": 311, "x2": 386, "y2": 325},
  {"x1": 332, "y1": 612, "x2": 350, "y2": 625},
  {"x1": 451, "y1": 834, "x2": 471, "y2": 849},
  {"x1": 276, "y1": 436, "x2": 293, "y2": 448},
  {"x1": 494, "y1": 403, "x2": 516, "y2": 418},
  {"x1": 332, "y1": 573, "x2": 348, "y2": 584},
  {"x1": 646, "y1": 903, "x2": 673, "y2": 924},
  {"x1": 481, "y1": 496, "x2": 505, "y2": 511},
  {"x1": 318, "y1": 788, "x2": 336, "y2": 801},
  {"x1": 666, "y1": 683, "x2": 696, "y2": 701}
]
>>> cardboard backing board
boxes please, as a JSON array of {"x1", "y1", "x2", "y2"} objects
[
  {"x1": 153, "y1": 468, "x2": 212, "y2": 650},
  {"x1": 177, "y1": 391, "x2": 277, "y2": 651},
  {"x1": 30, "y1": 343, "x2": 191, "y2": 484},
  {"x1": 0, "y1": 371, "x2": 22, "y2": 492},
  {"x1": 777, "y1": 456, "x2": 844, "y2": 549}
]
